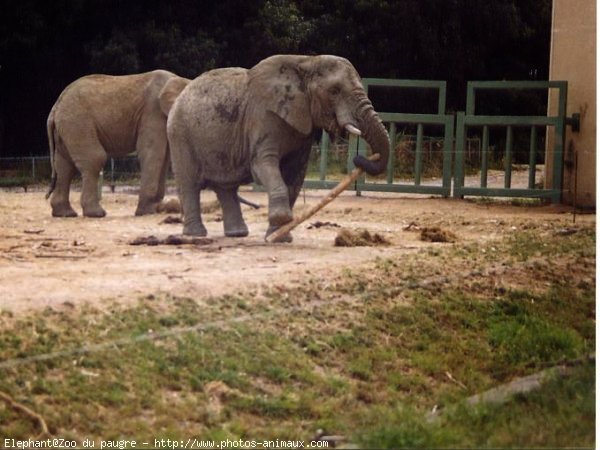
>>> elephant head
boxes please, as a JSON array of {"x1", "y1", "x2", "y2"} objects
[{"x1": 248, "y1": 54, "x2": 390, "y2": 175}]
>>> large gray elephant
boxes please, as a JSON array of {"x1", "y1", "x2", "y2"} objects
[
  {"x1": 167, "y1": 54, "x2": 389, "y2": 241},
  {"x1": 46, "y1": 70, "x2": 189, "y2": 217}
]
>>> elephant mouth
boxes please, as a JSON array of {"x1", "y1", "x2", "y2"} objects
[{"x1": 327, "y1": 116, "x2": 362, "y2": 140}]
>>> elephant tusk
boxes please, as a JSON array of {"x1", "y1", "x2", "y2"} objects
[{"x1": 344, "y1": 124, "x2": 362, "y2": 136}]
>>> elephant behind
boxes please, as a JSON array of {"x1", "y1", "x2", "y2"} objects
[
  {"x1": 167, "y1": 54, "x2": 390, "y2": 242},
  {"x1": 46, "y1": 70, "x2": 189, "y2": 217}
]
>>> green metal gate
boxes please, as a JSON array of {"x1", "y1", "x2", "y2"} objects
[
  {"x1": 453, "y1": 81, "x2": 574, "y2": 203},
  {"x1": 303, "y1": 78, "x2": 574, "y2": 202},
  {"x1": 304, "y1": 79, "x2": 454, "y2": 197}
]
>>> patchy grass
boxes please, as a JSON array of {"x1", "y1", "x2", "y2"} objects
[
  {"x1": 360, "y1": 361, "x2": 595, "y2": 449},
  {"x1": 0, "y1": 223, "x2": 594, "y2": 446}
]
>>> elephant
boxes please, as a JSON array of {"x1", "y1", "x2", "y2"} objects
[
  {"x1": 167, "y1": 54, "x2": 390, "y2": 241},
  {"x1": 46, "y1": 70, "x2": 189, "y2": 217}
]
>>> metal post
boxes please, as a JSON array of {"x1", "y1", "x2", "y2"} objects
[
  {"x1": 387, "y1": 122, "x2": 396, "y2": 184},
  {"x1": 319, "y1": 132, "x2": 329, "y2": 182},
  {"x1": 481, "y1": 126, "x2": 489, "y2": 187},
  {"x1": 31, "y1": 157, "x2": 36, "y2": 181},
  {"x1": 415, "y1": 123, "x2": 424, "y2": 185},
  {"x1": 504, "y1": 126, "x2": 513, "y2": 188},
  {"x1": 528, "y1": 126, "x2": 537, "y2": 189},
  {"x1": 453, "y1": 112, "x2": 466, "y2": 198},
  {"x1": 442, "y1": 115, "x2": 454, "y2": 196}
]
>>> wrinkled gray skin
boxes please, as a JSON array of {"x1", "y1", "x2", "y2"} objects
[
  {"x1": 46, "y1": 70, "x2": 189, "y2": 217},
  {"x1": 168, "y1": 55, "x2": 389, "y2": 241}
]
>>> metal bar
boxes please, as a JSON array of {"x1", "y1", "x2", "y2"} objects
[
  {"x1": 552, "y1": 121, "x2": 565, "y2": 203},
  {"x1": 551, "y1": 82, "x2": 568, "y2": 203},
  {"x1": 453, "y1": 112, "x2": 466, "y2": 197},
  {"x1": 303, "y1": 180, "x2": 345, "y2": 190},
  {"x1": 504, "y1": 126, "x2": 513, "y2": 188},
  {"x1": 464, "y1": 115, "x2": 557, "y2": 126},
  {"x1": 387, "y1": 123, "x2": 396, "y2": 184},
  {"x1": 481, "y1": 126, "x2": 489, "y2": 188},
  {"x1": 346, "y1": 134, "x2": 359, "y2": 193},
  {"x1": 381, "y1": 113, "x2": 555, "y2": 128},
  {"x1": 441, "y1": 115, "x2": 454, "y2": 195},
  {"x1": 468, "y1": 80, "x2": 568, "y2": 90},
  {"x1": 466, "y1": 82, "x2": 476, "y2": 115},
  {"x1": 379, "y1": 113, "x2": 452, "y2": 124},
  {"x1": 356, "y1": 136, "x2": 368, "y2": 196},
  {"x1": 415, "y1": 123, "x2": 424, "y2": 185},
  {"x1": 362, "y1": 78, "x2": 446, "y2": 89},
  {"x1": 528, "y1": 126, "x2": 537, "y2": 189},
  {"x1": 437, "y1": 83, "x2": 447, "y2": 114},
  {"x1": 319, "y1": 132, "x2": 329, "y2": 181},
  {"x1": 454, "y1": 187, "x2": 560, "y2": 199},
  {"x1": 355, "y1": 183, "x2": 450, "y2": 195},
  {"x1": 31, "y1": 157, "x2": 36, "y2": 180}
]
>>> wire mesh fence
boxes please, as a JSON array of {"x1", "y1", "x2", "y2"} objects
[{"x1": 0, "y1": 156, "x2": 176, "y2": 189}]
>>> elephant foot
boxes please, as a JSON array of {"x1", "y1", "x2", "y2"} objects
[
  {"x1": 225, "y1": 225, "x2": 249, "y2": 238},
  {"x1": 83, "y1": 206, "x2": 107, "y2": 218},
  {"x1": 52, "y1": 206, "x2": 78, "y2": 218},
  {"x1": 183, "y1": 222, "x2": 207, "y2": 236},
  {"x1": 266, "y1": 225, "x2": 293, "y2": 243},
  {"x1": 135, "y1": 202, "x2": 160, "y2": 216},
  {"x1": 268, "y1": 195, "x2": 293, "y2": 227},
  {"x1": 268, "y1": 210, "x2": 293, "y2": 227}
]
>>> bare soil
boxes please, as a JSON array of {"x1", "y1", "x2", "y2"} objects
[{"x1": 0, "y1": 186, "x2": 593, "y2": 316}]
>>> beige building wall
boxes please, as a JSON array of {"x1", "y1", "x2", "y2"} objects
[{"x1": 546, "y1": 0, "x2": 596, "y2": 207}]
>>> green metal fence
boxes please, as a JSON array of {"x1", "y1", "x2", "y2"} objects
[
  {"x1": 454, "y1": 81, "x2": 569, "y2": 203},
  {"x1": 305, "y1": 79, "x2": 573, "y2": 203}
]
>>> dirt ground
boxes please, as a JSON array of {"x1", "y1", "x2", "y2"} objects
[{"x1": 0, "y1": 185, "x2": 594, "y2": 316}]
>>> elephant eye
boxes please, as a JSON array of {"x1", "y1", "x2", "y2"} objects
[{"x1": 328, "y1": 86, "x2": 341, "y2": 96}]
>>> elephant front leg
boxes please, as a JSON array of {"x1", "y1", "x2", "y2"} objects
[
  {"x1": 251, "y1": 156, "x2": 294, "y2": 242},
  {"x1": 135, "y1": 127, "x2": 169, "y2": 216},
  {"x1": 214, "y1": 187, "x2": 249, "y2": 237}
]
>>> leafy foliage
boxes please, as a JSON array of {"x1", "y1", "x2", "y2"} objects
[{"x1": 0, "y1": 0, "x2": 551, "y2": 156}]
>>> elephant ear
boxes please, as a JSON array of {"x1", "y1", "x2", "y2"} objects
[
  {"x1": 159, "y1": 77, "x2": 190, "y2": 115},
  {"x1": 251, "y1": 58, "x2": 313, "y2": 136}
]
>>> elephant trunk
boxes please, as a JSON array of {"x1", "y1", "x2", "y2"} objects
[{"x1": 350, "y1": 95, "x2": 390, "y2": 175}]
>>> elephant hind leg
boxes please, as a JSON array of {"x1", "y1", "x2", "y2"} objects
[
  {"x1": 214, "y1": 187, "x2": 248, "y2": 237},
  {"x1": 181, "y1": 183, "x2": 207, "y2": 236},
  {"x1": 173, "y1": 162, "x2": 206, "y2": 236},
  {"x1": 74, "y1": 146, "x2": 107, "y2": 218},
  {"x1": 50, "y1": 151, "x2": 78, "y2": 217}
]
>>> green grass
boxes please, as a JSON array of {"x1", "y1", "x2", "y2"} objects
[
  {"x1": 360, "y1": 362, "x2": 595, "y2": 448},
  {"x1": 0, "y1": 223, "x2": 595, "y2": 446}
]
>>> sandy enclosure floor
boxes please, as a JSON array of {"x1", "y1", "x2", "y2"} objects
[{"x1": 0, "y1": 186, "x2": 594, "y2": 316}]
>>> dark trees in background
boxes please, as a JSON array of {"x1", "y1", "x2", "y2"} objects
[{"x1": 0, "y1": 0, "x2": 551, "y2": 156}]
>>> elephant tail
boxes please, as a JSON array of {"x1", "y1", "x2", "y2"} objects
[
  {"x1": 238, "y1": 195, "x2": 260, "y2": 209},
  {"x1": 45, "y1": 113, "x2": 57, "y2": 200}
]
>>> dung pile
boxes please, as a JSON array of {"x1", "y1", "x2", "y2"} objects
[
  {"x1": 334, "y1": 228, "x2": 390, "y2": 247},
  {"x1": 420, "y1": 226, "x2": 457, "y2": 243},
  {"x1": 201, "y1": 200, "x2": 221, "y2": 214},
  {"x1": 156, "y1": 198, "x2": 181, "y2": 214},
  {"x1": 160, "y1": 215, "x2": 182, "y2": 224}
]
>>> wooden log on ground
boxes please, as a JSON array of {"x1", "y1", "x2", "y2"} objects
[{"x1": 266, "y1": 154, "x2": 380, "y2": 243}]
